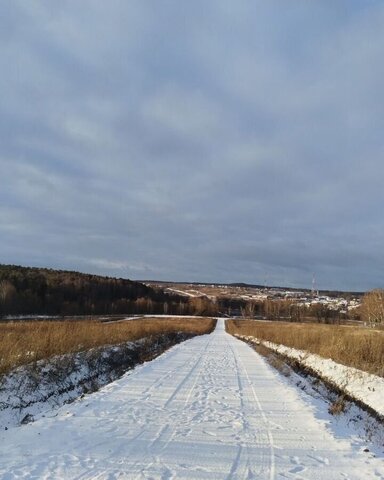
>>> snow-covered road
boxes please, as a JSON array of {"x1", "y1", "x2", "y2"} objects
[{"x1": 1, "y1": 320, "x2": 383, "y2": 479}]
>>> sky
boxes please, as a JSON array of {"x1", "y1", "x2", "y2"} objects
[{"x1": 1, "y1": 1, "x2": 384, "y2": 291}]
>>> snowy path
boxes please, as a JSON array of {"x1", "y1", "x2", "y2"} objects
[{"x1": 1, "y1": 320, "x2": 383, "y2": 479}]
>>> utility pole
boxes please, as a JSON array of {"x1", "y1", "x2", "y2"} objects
[{"x1": 312, "y1": 273, "x2": 318, "y2": 297}]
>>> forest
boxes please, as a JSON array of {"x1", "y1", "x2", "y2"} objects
[{"x1": 0, "y1": 264, "x2": 203, "y2": 316}]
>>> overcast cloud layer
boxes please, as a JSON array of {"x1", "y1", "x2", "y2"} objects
[{"x1": 1, "y1": 1, "x2": 384, "y2": 291}]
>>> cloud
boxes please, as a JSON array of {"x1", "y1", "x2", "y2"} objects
[{"x1": 1, "y1": 0, "x2": 384, "y2": 290}]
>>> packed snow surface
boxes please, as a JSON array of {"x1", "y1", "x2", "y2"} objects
[
  {"x1": 1, "y1": 320, "x2": 383, "y2": 479},
  {"x1": 236, "y1": 335, "x2": 384, "y2": 418}
]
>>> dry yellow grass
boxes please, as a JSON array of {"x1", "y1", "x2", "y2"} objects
[
  {"x1": 0, "y1": 317, "x2": 216, "y2": 376},
  {"x1": 226, "y1": 320, "x2": 384, "y2": 376}
]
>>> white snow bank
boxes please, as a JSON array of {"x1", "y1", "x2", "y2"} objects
[{"x1": 235, "y1": 334, "x2": 384, "y2": 418}]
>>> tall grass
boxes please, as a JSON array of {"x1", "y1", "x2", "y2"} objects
[
  {"x1": 226, "y1": 320, "x2": 384, "y2": 376},
  {"x1": 0, "y1": 318, "x2": 216, "y2": 376}
]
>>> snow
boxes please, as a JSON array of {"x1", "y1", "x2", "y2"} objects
[
  {"x1": 0, "y1": 340, "x2": 140, "y2": 429},
  {"x1": 236, "y1": 335, "x2": 384, "y2": 418},
  {"x1": 0, "y1": 320, "x2": 383, "y2": 479},
  {"x1": 166, "y1": 288, "x2": 201, "y2": 297},
  {"x1": 0, "y1": 333, "x2": 190, "y2": 429}
]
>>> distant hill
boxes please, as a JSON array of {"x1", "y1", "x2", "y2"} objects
[{"x1": 0, "y1": 264, "x2": 186, "y2": 316}]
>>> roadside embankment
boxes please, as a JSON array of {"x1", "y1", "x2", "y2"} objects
[
  {"x1": 0, "y1": 317, "x2": 216, "y2": 376},
  {"x1": 233, "y1": 333, "x2": 384, "y2": 419},
  {"x1": 0, "y1": 318, "x2": 216, "y2": 428},
  {"x1": 226, "y1": 319, "x2": 384, "y2": 376}
]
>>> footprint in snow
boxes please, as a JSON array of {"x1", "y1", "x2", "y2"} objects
[
  {"x1": 308, "y1": 454, "x2": 330, "y2": 466},
  {"x1": 289, "y1": 465, "x2": 306, "y2": 474}
]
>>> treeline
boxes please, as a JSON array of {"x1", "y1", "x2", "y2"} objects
[
  {"x1": 0, "y1": 265, "x2": 218, "y2": 317},
  {"x1": 218, "y1": 297, "x2": 359, "y2": 323},
  {"x1": 259, "y1": 299, "x2": 348, "y2": 323},
  {"x1": 0, "y1": 264, "x2": 367, "y2": 322}
]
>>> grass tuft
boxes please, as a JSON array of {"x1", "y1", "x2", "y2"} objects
[{"x1": 328, "y1": 396, "x2": 347, "y2": 415}]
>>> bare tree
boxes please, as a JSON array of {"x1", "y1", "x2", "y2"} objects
[
  {"x1": 361, "y1": 289, "x2": 384, "y2": 326},
  {"x1": 241, "y1": 301, "x2": 255, "y2": 319},
  {"x1": 0, "y1": 280, "x2": 16, "y2": 303}
]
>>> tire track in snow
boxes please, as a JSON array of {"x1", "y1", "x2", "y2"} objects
[
  {"x1": 234, "y1": 344, "x2": 276, "y2": 480},
  {"x1": 225, "y1": 336, "x2": 273, "y2": 479},
  {"x1": 73, "y1": 335, "x2": 214, "y2": 480},
  {"x1": 128, "y1": 323, "x2": 275, "y2": 479},
  {"x1": 129, "y1": 334, "x2": 215, "y2": 479},
  {"x1": 145, "y1": 322, "x2": 276, "y2": 479},
  {"x1": 128, "y1": 335, "x2": 212, "y2": 406}
]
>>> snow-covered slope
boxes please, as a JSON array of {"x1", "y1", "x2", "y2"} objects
[
  {"x1": 0, "y1": 332, "x2": 191, "y2": 429},
  {"x1": 0, "y1": 320, "x2": 383, "y2": 479}
]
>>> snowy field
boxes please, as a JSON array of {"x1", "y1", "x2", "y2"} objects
[{"x1": 1, "y1": 320, "x2": 383, "y2": 479}]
